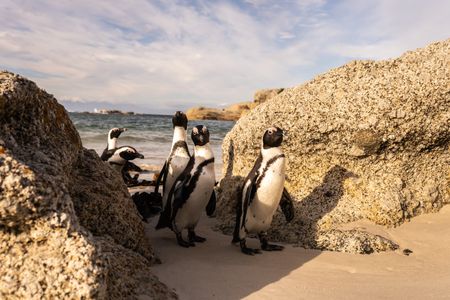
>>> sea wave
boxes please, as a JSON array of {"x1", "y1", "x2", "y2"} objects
[
  {"x1": 80, "y1": 134, "x2": 169, "y2": 143},
  {"x1": 70, "y1": 112, "x2": 234, "y2": 178}
]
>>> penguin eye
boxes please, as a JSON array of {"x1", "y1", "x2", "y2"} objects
[{"x1": 268, "y1": 129, "x2": 273, "y2": 135}]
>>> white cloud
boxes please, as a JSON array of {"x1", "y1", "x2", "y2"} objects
[
  {"x1": 0, "y1": 0, "x2": 448, "y2": 114},
  {"x1": 326, "y1": 0, "x2": 450, "y2": 59}
]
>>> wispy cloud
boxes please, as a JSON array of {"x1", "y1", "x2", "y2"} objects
[{"x1": 0, "y1": 0, "x2": 448, "y2": 113}]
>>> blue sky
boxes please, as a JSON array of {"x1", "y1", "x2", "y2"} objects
[{"x1": 1, "y1": 0, "x2": 449, "y2": 114}]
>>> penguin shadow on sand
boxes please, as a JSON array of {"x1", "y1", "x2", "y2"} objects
[
  {"x1": 210, "y1": 164, "x2": 358, "y2": 299},
  {"x1": 149, "y1": 139, "x2": 358, "y2": 300},
  {"x1": 295, "y1": 165, "x2": 359, "y2": 247}
]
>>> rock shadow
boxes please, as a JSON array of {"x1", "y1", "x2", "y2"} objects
[
  {"x1": 281, "y1": 165, "x2": 397, "y2": 254},
  {"x1": 224, "y1": 139, "x2": 235, "y2": 178},
  {"x1": 289, "y1": 165, "x2": 358, "y2": 248}
]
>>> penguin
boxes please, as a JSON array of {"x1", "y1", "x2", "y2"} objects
[
  {"x1": 101, "y1": 127, "x2": 143, "y2": 184},
  {"x1": 232, "y1": 126, "x2": 295, "y2": 255},
  {"x1": 101, "y1": 127, "x2": 127, "y2": 161},
  {"x1": 107, "y1": 146, "x2": 144, "y2": 174},
  {"x1": 154, "y1": 111, "x2": 191, "y2": 208},
  {"x1": 154, "y1": 111, "x2": 216, "y2": 216},
  {"x1": 156, "y1": 125, "x2": 215, "y2": 247}
]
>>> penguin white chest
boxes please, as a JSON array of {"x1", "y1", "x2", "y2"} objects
[
  {"x1": 175, "y1": 164, "x2": 215, "y2": 229},
  {"x1": 107, "y1": 155, "x2": 125, "y2": 172},
  {"x1": 246, "y1": 157, "x2": 285, "y2": 233},
  {"x1": 167, "y1": 156, "x2": 190, "y2": 184},
  {"x1": 163, "y1": 155, "x2": 190, "y2": 205}
]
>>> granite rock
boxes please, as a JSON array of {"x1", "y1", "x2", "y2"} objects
[
  {"x1": 0, "y1": 71, "x2": 176, "y2": 299},
  {"x1": 253, "y1": 88, "x2": 284, "y2": 104},
  {"x1": 217, "y1": 39, "x2": 450, "y2": 254}
]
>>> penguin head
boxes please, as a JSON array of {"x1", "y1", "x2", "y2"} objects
[
  {"x1": 118, "y1": 146, "x2": 144, "y2": 161},
  {"x1": 263, "y1": 126, "x2": 283, "y2": 148},
  {"x1": 109, "y1": 127, "x2": 127, "y2": 139},
  {"x1": 191, "y1": 125, "x2": 210, "y2": 146},
  {"x1": 172, "y1": 111, "x2": 188, "y2": 129}
]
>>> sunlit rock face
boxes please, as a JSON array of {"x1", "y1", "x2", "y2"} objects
[
  {"x1": 217, "y1": 39, "x2": 450, "y2": 254},
  {"x1": 0, "y1": 71, "x2": 176, "y2": 299}
]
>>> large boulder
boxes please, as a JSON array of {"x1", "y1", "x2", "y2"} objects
[
  {"x1": 0, "y1": 72, "x2": 176, "y2": 299},
  {"x1": 217, "y1": 39, "x2": 450, "y2": 254}
]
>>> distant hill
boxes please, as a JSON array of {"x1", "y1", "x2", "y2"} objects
[{"x1": 186, "y1": 88, "x2": 284, "y2": 121}]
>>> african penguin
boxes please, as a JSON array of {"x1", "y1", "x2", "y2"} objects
[
  {"x1": 101, "y1": 127, "x2": 143, "y2": 184},
  {"x1": 232, "y1": 126, "x2": 295, "y2": 255},
  {"x1": 154, "y1": 111, "x2": 191, "y2": 209},
  {"x1": 156, "y1": 125, "x2": 215, "y2": 247},
  {"x1": 107, "y1": 146, "x2": 144, "y2": 173},
  {"x1": 101, "y1": 127, "x2": 127, "y2": 161}
]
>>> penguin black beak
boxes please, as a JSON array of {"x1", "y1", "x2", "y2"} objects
[
  {"x1": 119, "y1": 128, "x2": 127, "y2": 132},
  {"x1": 137, "y1": 153, "x2": 144, "y2": 159}
]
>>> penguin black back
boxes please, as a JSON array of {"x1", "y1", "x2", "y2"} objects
[{"x1": 118, "y1": 146, "x2": 144, "y2": 160}]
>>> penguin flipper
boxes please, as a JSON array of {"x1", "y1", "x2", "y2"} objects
[
  {"x1": 232, "y1": 179, "x2": 256, "y2": 243},
  {"x1": 205, "y1": 190, "x2": 216, "y2": 217},
  {"x1": 155, "y1": 162, "x2": 176, "y2": 230},
  {"x1": 171, "y1": 174, "x2": 192, "y2": 220},
  {"x1": 232, "y1": 187, "x2": 244, "y2": 243},
  {"x1": 232, "y1": 154, "x2": 262, "y2": 243},
  {"x1": 155, "y1": 198, "x2": 172, "y2": 230},
  {"x1": 101, "y1": 148, "x2": 115, "y2": 161},
  {"x1": 154, "y1": 161, "x2": 168, "y2": 193},
  {"x1": 157, "y1": 157, "x2": 195, "y2": 229},
  {"x1": 124, "y1": 161, "x2": 142, "y2": 172},
  {"x1": 280, "y1": 187, "x2": 295, "y2": 222}
]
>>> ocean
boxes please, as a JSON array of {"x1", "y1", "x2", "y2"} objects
[{"x1": 69, "y1": 112, "x2": 235, "y2": 178}]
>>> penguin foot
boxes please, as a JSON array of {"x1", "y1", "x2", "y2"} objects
[
  {"x1": 188, "y1": 231, "x2": 206, "y2": 243},
  {"x1": 177, "y1": 239, "x2": 191, "y2": 248},
  {"x1": 261, "y1": 243, "x2": 284, "y2": 251},
  {"x1": 259, "y1": 233, "x2": 284, "y2": 251},
  {"x1": 240, "y1": 239, "x2": 261, "y2": 255},
  {"x1": 176, "y1": 234, "x2": 191, "y2": 248},
  {"x1": 241, "y1": 247, "x2": 262, "y2": 255}
]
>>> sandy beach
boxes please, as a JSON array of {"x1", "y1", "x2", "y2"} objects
[{"x1": 147, "y1": 205, "x2": 450, "y2": 300}]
